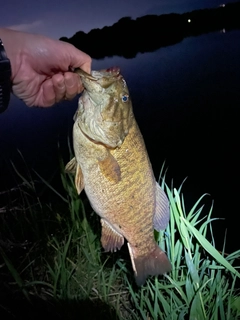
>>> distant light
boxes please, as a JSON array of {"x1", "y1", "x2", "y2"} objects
[
  {"x1": 219, "y1": 4, "x2": 225, "y2": 7},
  {"x1": 188, "y1": 19, "x2": 191, "y2": 23}
]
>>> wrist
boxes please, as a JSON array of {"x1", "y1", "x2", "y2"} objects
[{"x1": 0, "y1": 38, "x2": 12, "y2": 113}]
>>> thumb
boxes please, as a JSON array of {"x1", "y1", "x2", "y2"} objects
[{"x1": 65, "y1": 42, "x2": 92, "y2": 74}]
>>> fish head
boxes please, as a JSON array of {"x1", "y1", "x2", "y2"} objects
[{"x1": 74, "y1": 67, "x2": 133, "y2": 148}]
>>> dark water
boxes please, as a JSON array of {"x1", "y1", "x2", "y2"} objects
[{"x1": 1, "y1": 29, "x2": 240, "y2": 252}]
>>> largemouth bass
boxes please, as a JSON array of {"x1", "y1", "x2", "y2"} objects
[{"x1": 65, "y1": 67, "x2": 171, "y2": 285}]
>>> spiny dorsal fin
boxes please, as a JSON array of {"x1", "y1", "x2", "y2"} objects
[
  {"x1": 100, "y1": 219, "x2": 124, "y2": 252},
  {"x1": 153, "y1": 182, "x2": 170, "y2": 231},
  {"x1": 98, "y1": 152, "x2": 121, "y2": 183}
]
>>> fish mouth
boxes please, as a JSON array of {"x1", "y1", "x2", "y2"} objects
[
  {"x1": 75, "y1": 67, "x2": 122, "y2": 85},
  {"x1": 74, "y1": 68, "x2": 97, "y2": 81}
]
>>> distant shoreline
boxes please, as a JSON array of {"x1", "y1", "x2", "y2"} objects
[{"x1": 60, "y1": 1, "x2": 240, "y2": 59}]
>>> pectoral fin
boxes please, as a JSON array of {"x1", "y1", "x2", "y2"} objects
[
  {"x1": 100, "y1": 219, "x2": 124, "y2": 252},
  {"x1": 75, "y1": 164, "x2": 85, "y2": 195},
  {"x1": 98, "y1": 152, "x2": 121, "y2": 183},
  {"x1": 153, "y1": 182, "x2": 170, "y2": 231}
]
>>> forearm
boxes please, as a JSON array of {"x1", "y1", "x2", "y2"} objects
[
  {"x1": 0, "y1": 28, "x2": 35, "y2": 81},
  {"x1": 0, "y1": 29, "x2": 12, "y2": 112}
]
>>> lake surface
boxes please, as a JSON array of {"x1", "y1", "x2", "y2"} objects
[{"x1": 1, "y1": 29, "x2": 239, "y2": 252}]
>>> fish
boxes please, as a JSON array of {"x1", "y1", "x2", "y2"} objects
[{"x1": 65, "y1": 67, "x2": 171, "y2": 285}]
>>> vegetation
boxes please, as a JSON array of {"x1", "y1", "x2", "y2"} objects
[{"x1": 0, "y1": 159, "x2": 239, "y2": 319}]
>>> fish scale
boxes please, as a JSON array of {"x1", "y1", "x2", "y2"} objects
[{"x1": 66, "y1": 67, "x2": 172, "y2": 285}]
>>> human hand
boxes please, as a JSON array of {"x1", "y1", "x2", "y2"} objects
[{"x1": 0, "y1": 28, "x2": 91, "y2": 107}]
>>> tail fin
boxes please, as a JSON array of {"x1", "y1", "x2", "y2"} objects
[{"x1": 127, "y1": 243, "x2": 171, "y2": 286}]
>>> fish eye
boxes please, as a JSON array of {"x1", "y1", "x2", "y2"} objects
[{"x1": 122, "y1": 94, "x2": 129, "y2": 103}]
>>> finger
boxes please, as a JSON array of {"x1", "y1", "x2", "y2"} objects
[
  {"x1": 40, "y1": 79, "x2": 56, "y2": 107},
  {"x1": 52, "y1": 73, "x2": 66, "y2": 102},
  {"x1": 79, "y1": 59, "x2": 92, "y2": 74},
  {"x1": 64, "y1": 72, "x2": 84, "y2": 100},
  {"x1": 66, "y1": 44, "x2": 92, "y2": 74}
]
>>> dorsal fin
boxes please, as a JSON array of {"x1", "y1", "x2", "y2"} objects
[{"x1": 153, "y1": 182, "x2": 170, "y2": 231}]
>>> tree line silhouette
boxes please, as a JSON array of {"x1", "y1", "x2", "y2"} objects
[{"x1": 60, "y1": 2, "x2": 240, "y2": 59}]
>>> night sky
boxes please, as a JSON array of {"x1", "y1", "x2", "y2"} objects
[{"x1": 1, "y1": 0, "x2": 237, "y2": 39}]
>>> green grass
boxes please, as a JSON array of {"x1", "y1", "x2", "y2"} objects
[
  {"x1": 126, "y1": 175, "x2": 240, "y2": 319},
  {"x1": 0, "y1": 160, "x2": 239, "y2": 319}
]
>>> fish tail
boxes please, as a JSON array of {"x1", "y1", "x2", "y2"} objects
[{"x1": 128, "y1": 243, "x2": 171, "y2": 286}]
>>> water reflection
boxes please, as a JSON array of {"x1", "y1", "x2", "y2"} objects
[{"x1": 1, "y1": 30, "x2": 240, "y2": 251}]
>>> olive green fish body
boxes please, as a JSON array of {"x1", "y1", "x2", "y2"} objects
[{"x1": 66, "y1": 67, "x2": 171, "y2": 285}]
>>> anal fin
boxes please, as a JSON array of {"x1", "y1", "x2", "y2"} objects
[{"x1": 100, "y1": 219, "x2": 124, "y2": 252}]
